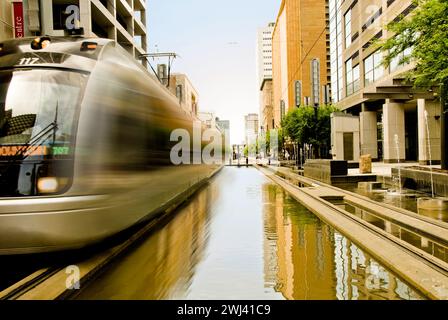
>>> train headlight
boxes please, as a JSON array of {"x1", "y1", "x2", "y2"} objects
[
  {"x1": 37, "y1": 177, "x2": 59, "y2": 194},
  {"x1": 31, "y1": 37, "x2": 51, "y2": 50},
  {"x1": 80, "y1": 42, "x2": 98, "y2": 52}
]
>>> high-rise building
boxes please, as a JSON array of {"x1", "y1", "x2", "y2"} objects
[
  {"x1": 272, "y1": 0, "x2": 331, "y2": 128},
  {"x1": 257, "y1": 22, "x2": 274, "y2": 87},
  {"x1": 3, "y1": 0, "x2": 147, "y2": 63},
  {"x1": 329, "y1": 0, "x2": 343, "y2": 104},
  {"x1": 244, "y1": 113, "x2": 259, "y2": 146},
  {"x1": 257, "y1": 22, "x2": 275, "y2": 133},
  {"x1": 330, "y1": 0, "x2": 440, "y2": 164}
]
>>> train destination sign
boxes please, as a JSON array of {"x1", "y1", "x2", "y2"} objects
[{"x1": 0, "y1": 145, "x2": 49, "y2": 157}]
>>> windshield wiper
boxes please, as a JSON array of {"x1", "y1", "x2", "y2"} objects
[
  {"x1": 0, "y1": 105, "x2": 59, "y2": 178},
  {"x1": 12, "y1": 103, "x2": 59, "y2": 159}
]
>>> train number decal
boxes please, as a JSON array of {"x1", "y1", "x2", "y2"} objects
[{"x1": 18, "y1": 57, "x2": 41, "y2": 65}]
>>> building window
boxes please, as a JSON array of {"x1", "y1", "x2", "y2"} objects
[
  {"x1": 176, "y1": 85, "x2": 183, "y2": 103},
  {"x1": 295, "y1": 81, "x2": 302, "y2": 107},
  {"x1": 364, "y1": 50, "x2": 384, "y2": 86},
  {"x1": 346, "y1": 58, "x2": 360, "y2": 96},
  {"x1": 311, "y1": 59, "x2": 320, "y2": 105},
  {"x1": 344, "y1": 9, "x2": 352, "y2": 48},
  {"x1": 390, "y1": 47, "x2": 412, "y2": 72}
]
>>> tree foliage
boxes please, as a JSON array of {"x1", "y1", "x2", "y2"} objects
[
  {"x1": 381, "y1": 0, "x2": 448, "y2": 87},
  {"x1": 281, "y1": 105, "x2": 338, "y2": 148}
]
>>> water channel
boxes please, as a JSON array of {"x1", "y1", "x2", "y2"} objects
[{"x1": 75, "y1": 167, "x2": 424, "y2": 300}]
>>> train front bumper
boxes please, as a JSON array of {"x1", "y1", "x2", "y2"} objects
[{"x1": 0, "y1": 195, "x2": 122, "y2": 255}]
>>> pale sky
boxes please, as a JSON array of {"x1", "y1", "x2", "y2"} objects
[{"x1": 147, "y1": 0, "x2": 280, "y2": 144}]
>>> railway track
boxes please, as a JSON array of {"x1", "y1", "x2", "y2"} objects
[
  {"x1": 0, "y1": 268, "x2": 63, "y2": 300},
  {"x1": 257, "y1": 165, "x2": 448, "y2": 300},
  {"x1": 0, "y1": 209, "x2": 173, "y2": 300}
]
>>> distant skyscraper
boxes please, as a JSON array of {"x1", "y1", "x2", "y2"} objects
[
  {"x1": 257, "y1": 22, "x2": 275, "y2": 87},
  {"x1": 257, "y1": 22, "x2": 275, "y2": 133},
  {"x1": 244, "y1": 113, "x2": 259, "y2": 146}
]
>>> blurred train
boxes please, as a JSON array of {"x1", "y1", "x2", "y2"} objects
[{"x1": 0, "y1": 36, "x2": 223, "y2": 255}]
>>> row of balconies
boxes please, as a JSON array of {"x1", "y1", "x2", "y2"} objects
[{"x1": 89, "y1": 0, "x2": 147, "y2": 56}]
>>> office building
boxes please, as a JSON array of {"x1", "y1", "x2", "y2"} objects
[
  {"x1": 169, "y1": 73, "x2": 199, "y2": 116},
  {"x1": 272, "y1": 0, "x2": 331, "y2": 128},
  {"x1": 330, "y1": 0, "x2": 440, "y2": 164}
]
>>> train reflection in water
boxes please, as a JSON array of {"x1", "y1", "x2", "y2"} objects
[
  {"x1": 75, "y1": 168, "x2": 423, "y2": 300},
  {"x1": 75, "y1": 180, "x2": 215, "y2": 299}
]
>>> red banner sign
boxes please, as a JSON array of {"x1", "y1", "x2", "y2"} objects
[{"x1": 13, "y1": 2, "x2": 24, "y2": 38}]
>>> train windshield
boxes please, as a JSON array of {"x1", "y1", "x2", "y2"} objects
[{"x1": 0, "y1": 69, "x2": 86, "y2": 158}]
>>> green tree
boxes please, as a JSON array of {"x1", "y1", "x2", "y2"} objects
[
  {"x1": 381, "y1": 0, "x2": 448, "y2": 168},
  {"x1": 281, "y1": 105, "x2": 338, "y2": 158},
  {"x1": 316, "y1": 105, "x2": 338, "y2": 150}
]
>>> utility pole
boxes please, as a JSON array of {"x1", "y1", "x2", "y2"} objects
[{"x1": 139, "y1": 52, "x2": 178, "y2": 88}]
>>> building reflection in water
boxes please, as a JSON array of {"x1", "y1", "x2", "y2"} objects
[
  {"x1": 262, "y1": 184, "x2": 423, "y2": 300},
  {"x1": 75, "y1": 183, "x2": 216, "y2": 300}
]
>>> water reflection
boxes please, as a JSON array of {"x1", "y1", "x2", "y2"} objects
[
  {"x1": 75, "y1": 184, "x2": 215, "y2": 300},
  {"x1": 75, "y1": 168, "x2": 423, "y2": 300},
  {"x1": 341, "y1": 184, "x2": 448, "y2": 223},
  {"x1": 262, "y1": 184, "x2": 423, "y2": 300}
]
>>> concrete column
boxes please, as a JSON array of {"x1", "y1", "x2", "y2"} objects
[
  {"x1": 39, "y1": 0, "x2": 53, "y2": 36},
  {"x1": 418, "y1": 99, "x2": 441, "y2": 165},
  {"x1": 79, "y1": 0, "x2": 92, "y2": 36},
  {"x1": 383, "y1": 100, "x2": 405, "y2": 163},
  {"x1": 360, "y1": 111, "x2": 378, "y2": 159}
]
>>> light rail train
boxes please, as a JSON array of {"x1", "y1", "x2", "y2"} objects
[{"x1": 0, "y1": 36, "x2": 222, "y2": 255}]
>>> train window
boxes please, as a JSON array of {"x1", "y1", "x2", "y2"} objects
[{"x1": 0, "y1": 69, "x2": 87, "y2": 158}]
